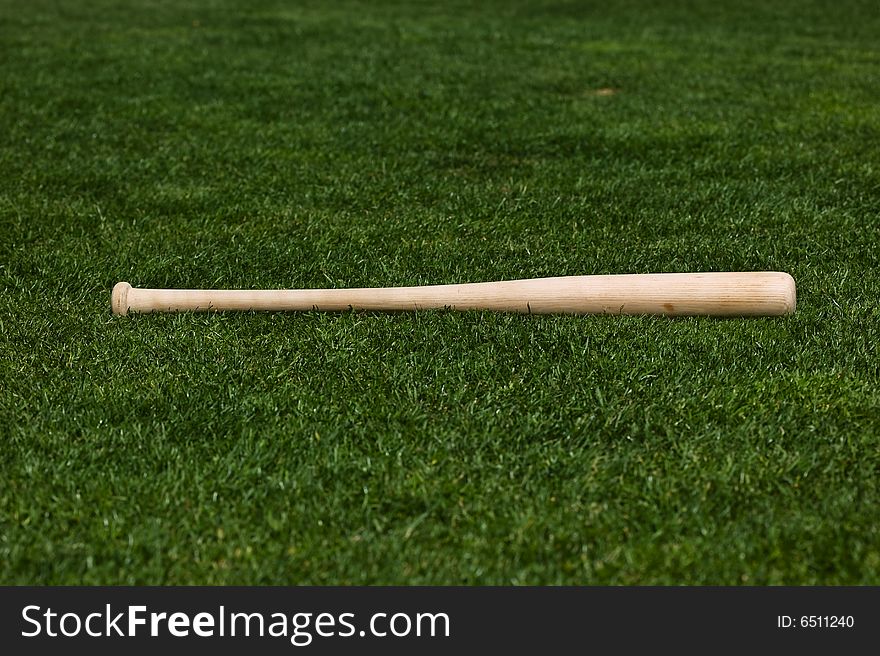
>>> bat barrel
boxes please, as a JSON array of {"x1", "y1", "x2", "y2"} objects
[{"x1": 112, "y1": 272, "x2": 796, "y2": 317}]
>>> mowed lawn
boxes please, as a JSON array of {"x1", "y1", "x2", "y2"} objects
[{"x1": 1, "y1": 0, "x2": 878, "y2": 584}]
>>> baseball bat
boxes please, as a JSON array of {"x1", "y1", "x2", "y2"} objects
[{"x1": 111, "y1": 272, "x2": 796, "y2": 317}]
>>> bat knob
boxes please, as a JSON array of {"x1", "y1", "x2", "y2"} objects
[{"x1": 112, "y1": 282, "x2": 132, "y2": 316}]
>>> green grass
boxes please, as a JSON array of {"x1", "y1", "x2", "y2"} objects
[{"x1": 1, "y1": 0, "x2": 879, "y2": 584}]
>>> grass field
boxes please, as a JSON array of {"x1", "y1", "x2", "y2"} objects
[{"x1": 1, "y1": 0, "x2": 879, "y2": 585}]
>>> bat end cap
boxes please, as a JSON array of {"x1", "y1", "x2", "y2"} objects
[
  {"x1": 112, "y1": 282, "x2": 132, "y2": 316},
  {"x1": 777, "y1": 272, "x2": 797, "y2": 315}
]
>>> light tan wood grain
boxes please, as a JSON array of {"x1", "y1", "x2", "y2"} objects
[{"x1": 112, "y1": 272, "x2": 796, "y2": 317}]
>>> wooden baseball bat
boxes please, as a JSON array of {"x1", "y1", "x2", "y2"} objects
[{"x1": 111, "y1": 272, "x2": 796, "y2": 317}]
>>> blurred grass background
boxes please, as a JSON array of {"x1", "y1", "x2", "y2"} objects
[{"x1": 1, "y1": 0, "x2": 878, "y2": 583}]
